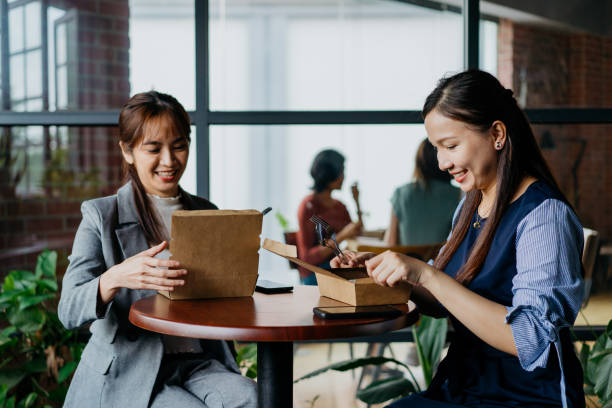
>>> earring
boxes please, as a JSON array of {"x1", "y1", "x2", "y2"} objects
[{"x1": 495, "y1": 141, "x2": 502, "y2": 150}]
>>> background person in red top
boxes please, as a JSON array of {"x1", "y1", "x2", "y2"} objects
[{"x1": 296, "y1": 149, "x2": 362, "y2": 285}]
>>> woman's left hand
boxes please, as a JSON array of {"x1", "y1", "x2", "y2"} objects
[{"x1": 364, "y1": 251, "x2": 432, "y2": 287}]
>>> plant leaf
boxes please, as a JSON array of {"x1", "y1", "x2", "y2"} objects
[
  {"x1": 2, "y1": 274, "x2": 16, "y2": 291},
  {"x1": 590, "y1": 348, "x2": 612, "y2": 362},
  {"x1": 24, "y1": 357, "x2": 47, "y2": 374},
  {"x1": 0, "y1": 326, "x2": 17, "y2": 348},
  {"x1": 587, "y1": 325, "x2": 612, "y2": 386},
  {"x1": 245, "y1": 363, "x2": 257, "y2": 379},
  {"x1": 236, "y1": 343, "x2": 257, "y2": 363},
  {"x1": 36, "y1": 279, "x2": 58, "y2": 293},
  {"x1": 356, "y1": 376, "x2": 416, "y2": 404},
  {"x1": 275, "y1": 212, "x2": 289, "y2": 231},
  {"x1": 35, "y1": 250, "x2": 57, "y2": 279},
  {"x1": 580, "y1": 343, "x2": 594, "y2": 387},
  {"x1": 30, "y1": 377, "x2": 49, "y2": 398},
  {"x1": 7, "y1": 307, "x2": 46, "y2": 334},
  {"x1": 294, "y1": 356, "x2": 407, "y2": 383},
  {"x1": 0, "y1": 369, "x2": 26, "y2": 391},
  {"x1": 0, "y1": 289, "x2": 28, "y2": 306},
  {"x1": 57, "y1": 361, "x2": 78, "y2": 383},
  {"x1": 47, "y1": 385, "x2": 68, "y2": 403},
  {"x1": 18, "y1": 393, "x2": 37, "y2": 408},
  {"x1": 0, "y1": 384, "x2": 7, "y2": 404},
  {"x1": 591, "y1": 347, "x2": 612, "y2": 402},
  {"x1": 413, "y1": 316, "x2": 447, "y2": 386},
  {"x1": 18, "y1": 294, "x2": 56, "y2": 311},
  {"x1": 4, "y1": 271, "x2": 36, "y2": 291}
]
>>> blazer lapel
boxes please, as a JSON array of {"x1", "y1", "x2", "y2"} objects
[
  {"x1": 116, "y1": 224, "x2": 149, "y2": 260},
  {"x1": 115, "y1": 183, "x2": 149, "y2": 259}
]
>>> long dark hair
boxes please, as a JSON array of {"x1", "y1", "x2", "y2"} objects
[
  {"x1": 118, "y1": 90, "x2": 191, "y2": 245},
  {"x1": 425, "y1": 70, "x2": 568, "y2": 284},
  {"x1": 310, "y1": 149, "x2": 345, "y2": 193},
  {"x1": 414, "y1": 138, "x2": 452, "y2": 188}
]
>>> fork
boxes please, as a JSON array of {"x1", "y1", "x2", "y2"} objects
[{"x1": 309, "y1": 215, "x2": 347, "y2": 263}]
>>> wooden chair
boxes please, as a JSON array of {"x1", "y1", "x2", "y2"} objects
[
  {"x1": 356, "y1": 242, "x2": 444, "y2": 262},
  {"x1": 582, "y1": 228, "x2": 600, "y2": 307},
  {"x1": 282, "y1": 231, "x2": 298, "y2": 270}
]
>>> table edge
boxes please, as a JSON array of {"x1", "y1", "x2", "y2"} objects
[{"x1": 129, "y1": 301, "x2": 419, "y2": 342}]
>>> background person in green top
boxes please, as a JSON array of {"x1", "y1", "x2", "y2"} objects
[{"x1": 385, "y1": 138, "x2": 461, "y2": 246}]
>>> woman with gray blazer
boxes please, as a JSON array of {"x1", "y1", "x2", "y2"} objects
[{"x1": 58, "y1": 91, "x2": 257, "y2": 408}]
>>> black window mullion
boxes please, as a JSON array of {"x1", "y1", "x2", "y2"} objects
[
  {"x1": 195, "y1": 0, "x2": 210, "y2": 198},
  {"x1": 1, "y1": 108, "x2": 612, "y2": 126},
  {"x1": 1, "y1": 0, "x2": 10, "y2": 110},
  {"x1": 464, "y1": 0, "x2": 479, "y2": 69}
]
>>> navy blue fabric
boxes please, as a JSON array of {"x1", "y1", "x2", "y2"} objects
[{"x1": 388, "y1": 182, "x2": 585, "y2": 408}]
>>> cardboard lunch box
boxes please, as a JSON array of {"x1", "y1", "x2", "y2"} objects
[
  {"x1": 262, "y1": 239, "x2": 411, "y2": 306},
  {"x1": 158, "y1": 209, "x2": 263, "y2": 300}
]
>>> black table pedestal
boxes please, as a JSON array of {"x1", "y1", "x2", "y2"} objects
[{"x1": 257, "y1": 341, "x2": 294, "y2": 408}]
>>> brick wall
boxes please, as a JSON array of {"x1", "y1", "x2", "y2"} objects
[
  {"x1": 498, "y1": 19, "x2": 612, "y2": 241},
  {"x1": 0, "y1": 0, "x2": 129, "y2": 275}
]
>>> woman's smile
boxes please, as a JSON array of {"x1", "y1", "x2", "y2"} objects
[
  {"x1": 120, "y1": 115, "x2": 189, "y2": 198},
  {"x1": 450, "y1": 169, "x2": 468, "y2": 183},
  {"x1": 155, "y1": 169, "x2": 179, "y2": 182}
]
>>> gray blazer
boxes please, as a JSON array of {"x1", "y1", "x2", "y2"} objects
[{"x1": 58, "y1": 183, "x2": 239, "y2": 408}]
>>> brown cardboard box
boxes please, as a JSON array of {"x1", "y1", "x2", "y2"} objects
[
  {"x1": 262, "y1": 239, "x2": 410, "y2": 306},
  {"x1": 159, "y1": 210, "x2": 263, "y2": 300}
]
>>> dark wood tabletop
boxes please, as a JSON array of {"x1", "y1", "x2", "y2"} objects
[{"x1": 129, "y1": 286, "x2": 419, "y2": 342}]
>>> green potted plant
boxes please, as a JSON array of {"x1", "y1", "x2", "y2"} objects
[
  {"x1": 579, "y1": 320, "x2": 612, "y2": 408},
  {"x1": 294, "y1": 315, "x2": 448, "y2": 405},
  {"x1": 0, "y1": 250, "x2": 86, "y2": 407}
]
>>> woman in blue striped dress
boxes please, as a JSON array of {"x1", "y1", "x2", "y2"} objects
[{"x1": 333, "y1": 70, "x2": 585, "y2": 408}]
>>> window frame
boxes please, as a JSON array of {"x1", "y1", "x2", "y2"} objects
[{"x1": 0, "y1": 0, "x2": 609, "y2": 198}]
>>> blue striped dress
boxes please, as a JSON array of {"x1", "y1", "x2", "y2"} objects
[{"x1": 389, "y1": 181, "x2": 585, "y2": 408}]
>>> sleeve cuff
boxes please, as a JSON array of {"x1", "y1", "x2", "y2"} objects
[
  {"x1": 95, "y1": 277, "x2": 113, "y2": 319},
  {"x1": 505, "y1": 304, "x2": 564, "y2": 371}
]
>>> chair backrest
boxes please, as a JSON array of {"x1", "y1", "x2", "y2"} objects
[
  {"x1": 356, "y1": 242, "x2": 444, "y2": 262},
  {"x1": 583, "y1": 228, "x2": 600, "y2": 279},
  {"x1": 581, "y1": 228, "x2": 600, "y2": 307},
  {"x1": 283, "y1": 231, "x2": 298, "y2": 270}
]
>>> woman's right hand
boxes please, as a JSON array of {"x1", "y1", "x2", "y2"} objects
[
  {"x1": 330, "y1": 250, "x2": 376, "y2": 268},
  {"x1": 98, "y1": 241, "x2": 187, "y2": 304}
]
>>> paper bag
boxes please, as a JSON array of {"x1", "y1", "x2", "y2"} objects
[
  {"x1": 262, "y1": 238, "x2": 410, "y2": 306},
  {"x1": 159, "y1": 209, "x2": 263, "y2": 300}
]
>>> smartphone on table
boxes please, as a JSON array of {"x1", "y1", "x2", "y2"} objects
[
  {"x1": 313, "y1": 305, "x2": 402, "y2": 319},
  {"x1": 255, "y1": 280, "x2": 293, "y2": 294}
]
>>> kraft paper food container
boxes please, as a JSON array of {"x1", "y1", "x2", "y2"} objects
[
  {"x1": 159, "y1": 209, "x2": 263, "y2": 300},
  {"x1": 262, "y1": 238, "x2": 410, "y2": 306}
]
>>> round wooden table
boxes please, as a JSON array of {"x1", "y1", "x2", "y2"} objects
[{"x1": 129, "y1": 286, "x2": 418, "y2": 408}]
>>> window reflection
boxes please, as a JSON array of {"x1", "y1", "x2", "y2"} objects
[
  {"x1": 0, "y1": 124, "x2": 198, "y2": 274},
  {"x1": 210, "y1": 124, "x2": 426, "y2": 280},
  {"x1": 210, "y1": 0, "x2": 467, "y2": 110},
  {"x1": 1, "y1": 0, "x2": 193, "y2": 112}
]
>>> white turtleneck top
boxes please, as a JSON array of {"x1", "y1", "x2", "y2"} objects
[{"x1": 148, "y1": 193, "x2": 203, "y2": 354}]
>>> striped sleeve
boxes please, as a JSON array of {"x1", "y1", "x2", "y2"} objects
[{"x1": 505, "y1": 198, "x2": 584, "y2": 371}]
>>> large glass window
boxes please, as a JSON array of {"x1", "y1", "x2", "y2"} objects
[
  {"x1": 209, "y1": 0, "x2": 464, "y2": 110},
  {"x1": 0, "y1": 0, "x2": 195, "y2": 112},
  {"x1": 210, "y1": 124, "x2": 427, "y2": 280},
  {"x1": 2, "y1": 0, "x2": 610, "y2": 281},
  {"x1": 0, "y1": 124, "x2": 197, "y2": 272}
]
